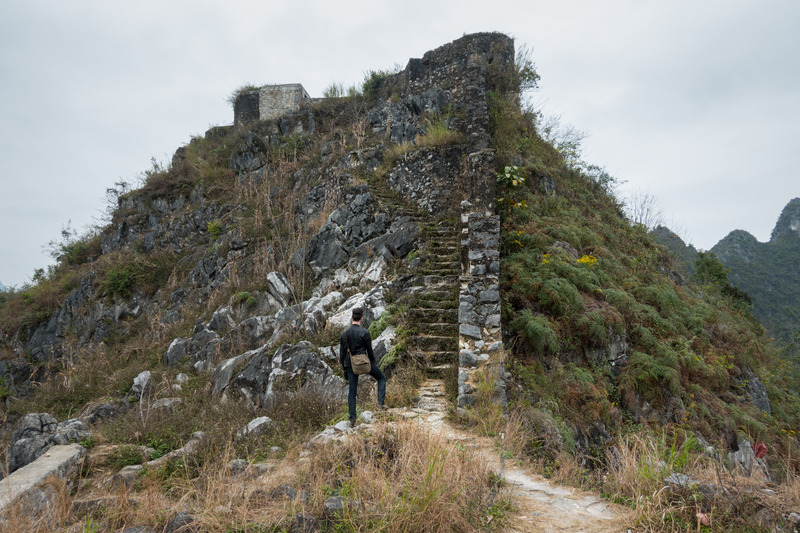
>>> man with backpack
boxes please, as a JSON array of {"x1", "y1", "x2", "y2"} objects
[{"x1": 339, "y1": 307, "x2": 387, "y2": 426}]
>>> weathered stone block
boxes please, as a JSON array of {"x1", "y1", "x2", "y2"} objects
[
  {"x1": 459, "y1": 350, "x2": 478, "y2": 367},
  {"x1": 459, "y1": 324, "x2": 481, "y2": 339}
]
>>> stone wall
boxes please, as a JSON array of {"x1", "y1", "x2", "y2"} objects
[
  {"x1": 457, "y1": 201, "x2": 505, "y2": 409},
  {"x1": 233, "y1": 84, "x2": 310, "y2": 126},
  {"x1": 383, "y1": 33, "x2": 511, "y2": 409},
  {"x1": 233, "y1": 90, "x2": 260, "y2": 127},
  {"x1": 258, "y1": 84, "x2": 309, "y2": 121}
]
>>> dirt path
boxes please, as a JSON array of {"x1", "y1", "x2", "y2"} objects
[{"x1": 393, "y1": 379, "x2": 632, "y2": 533}]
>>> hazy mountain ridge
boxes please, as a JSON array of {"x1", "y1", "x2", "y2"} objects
[
  {"x1": 711, "y1": 198, "x2": 800, "y2": 343},
  {"x1": 653, "y1": 198, "x2": 800, "y2": 344}
]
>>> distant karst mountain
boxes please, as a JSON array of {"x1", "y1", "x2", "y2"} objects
[
  {"x1": 712, "y1": 198, "x2": 800, "y2": 343},
  {"x1": 657, "y1": 198, "x2": 800, "y2": 343}
]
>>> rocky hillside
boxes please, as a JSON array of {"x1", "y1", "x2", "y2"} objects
[{"x1": 1, "y1": 33, "x2": 799, "y2": 532}]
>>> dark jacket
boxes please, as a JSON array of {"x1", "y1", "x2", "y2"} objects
[{"x1": 339, "y1": 324, "x2": 375, "y2": 369}]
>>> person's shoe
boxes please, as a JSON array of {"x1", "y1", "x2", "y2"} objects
[
  {"x1": 378, "y1": 404, "x2": 388, "y2": 412},
  {"x1": 349, "y1": 419, "x2": 357, "y2": 427}
]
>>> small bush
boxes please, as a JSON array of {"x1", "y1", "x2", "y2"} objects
[
  {"x1": 103, "y1": 265, "x2": 136, "y2": 299},
  {"x1": 207, "y1": 219, "x2": 224, "y2": 241},
  {"x1": 509, "y1": 310, "x2": 558, "y2": 354},
  {"x1": 537, "y1": 278, "x2": 584, "y2": 316},
  {"x1": 361, "y1": 69, "x2": 394, "y2": 99}
]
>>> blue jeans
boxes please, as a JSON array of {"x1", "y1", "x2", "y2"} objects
[{"x1": 345, "y1": 361, "x2": 386, "y2": 422}]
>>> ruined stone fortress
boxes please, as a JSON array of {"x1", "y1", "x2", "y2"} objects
[
  {"x1": 231, "y1": 32, "x2": 514, "y2": 409},
  {"x1": 233, "y1": 83, "x2": 311, "y2": 125}
]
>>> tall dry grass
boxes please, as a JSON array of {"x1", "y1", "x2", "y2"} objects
[
  {"x1": 2, "y1": 418, "x2": 511, "y2": 532},
  {"x1": 602, "y1": 431, "x2": 800, "y2": 532},
  {"x1": 299, "y1": 420, "x2": 504, "y2": 532}
]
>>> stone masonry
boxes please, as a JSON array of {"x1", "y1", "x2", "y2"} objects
[
  {"x1": 392, "y1": 34, "x2": 512, "y2": 409},
  {"x1": 234, "y1": 83, "x2": 310, "y2": 126},
  {"x1": 458, "y1": 201, "x2": 504, "y2": 408}
]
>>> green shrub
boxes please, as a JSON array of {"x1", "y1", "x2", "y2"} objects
[
  {"x1": 103, "y1": 265, "x2": 136, "y2": 299},
  {"x1": 368, "y1": 310, "x2": 392, "y2": 338},
  {"x1": 537, "y1": 278, "x2": 584, "y2": 316},
  {"x1": 233, "y1": 291, "x2": 257, "y2": 308},
  {"x1": 361, "y1": 69, "x2": 393, "y2": 99},
  {"x1": 206, "y1": 219, "x2": 224, "y2": 241},
  {"x1": 509, "y1": 310, "x2": 558, "y2": 354}
]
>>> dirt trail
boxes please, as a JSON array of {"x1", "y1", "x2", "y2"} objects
[{"x1": 393, "y1": 379, "x2": 632, "y2": 533}]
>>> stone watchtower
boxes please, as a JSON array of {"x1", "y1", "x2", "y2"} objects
[{"x1": 233, "y1": 83, "x2": 310, "y2": 126}]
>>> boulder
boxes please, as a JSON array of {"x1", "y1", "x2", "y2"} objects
[
  {"x1": 165, "y1": 511, "x2": 198, "y2": 533},
  {"x1": 212, "y1": 349, "x2": 259, "y2": 395},
  {"x1": 164, "y1": 337, "x2": 190, "y2": 366},
  {"x1": 264, "y1": 341, "x2": 347, "y2": 406},
  {"x1": 745, "y1": 376, "x2": 771, "y2": 415},
  {"x1": 109, "y1": 465, "x2": 144, "y2": 489},
  {"x1": 231, "y1": 345, "x2": 274, "y2": 402},
  {"x1": 237, "y1": 416, "x2": 274, "y2": 438},
  {"x1": 208, "y1": 306, "x2": 237, "y2": 333},
  {"x1": 266, "y1": 272, "x2": 294, "y2": 306},
  {"x1": 12, "y1": 413, "x2": 58, "y2": 442},
  {"x1": 8, "y1": 415, "x2": 90, "y2": 474},
  {"x1": 132, "y1": 371, "x2": 152, "y2": 400},
  {"x1": 81, "y1": 400, "x2": 130, "y2": 425}
]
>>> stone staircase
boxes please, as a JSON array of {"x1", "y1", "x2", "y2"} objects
[
  {"x1": 407, "y1": 223, "x2": 460, "y2": 379},
  {"x1": 367, "y1": 184, "x2": 461, "y2": 383}
]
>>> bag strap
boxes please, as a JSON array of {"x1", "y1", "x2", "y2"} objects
[{"x1": 344, "y1": 326, "x2": 353, "y2": 356}]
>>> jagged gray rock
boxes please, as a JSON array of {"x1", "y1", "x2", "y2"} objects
[
  {"x1": 81, "y1": 399, "x2": 130, "y2": 425},
  {"x1": 237, "y1": 416, "x2": 273, "y2": 438},
  {"x1": 745, "y1": 376, "x2": 771, "y2": 415},
  {"x1": 265, "y1": 341, "x2": 347, "y2": 406},
  {"x1": 7, "y1": 415, "x2": 90, "y2": 474},
  {"x1": 131, "y1": 370, "x2": 152, "y2": 400}
]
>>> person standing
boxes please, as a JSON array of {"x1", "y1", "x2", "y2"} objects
[{"x1": 339, "y1": 307, "x2": 386, "y2": 425}]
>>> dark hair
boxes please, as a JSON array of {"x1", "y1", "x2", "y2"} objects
[{"x1": 351, "y1": 307, "x2": 364, "y2": 322}]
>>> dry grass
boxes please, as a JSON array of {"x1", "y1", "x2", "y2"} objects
[
  {"x1": 299, "y1": 420, "x2": 505, "y2": 532},
  {"x1": 598, "y1": 432, "x2": 800, "y2": 532},
  {"x1": 416, "y1": 120, "x2": 465, "y2": 148},
  {"x1": 2, "y1": 418, "x2": 511, "y2": 532},
  {"x1": 456, "y1": 364, "x2": 507, "y2": 437}
]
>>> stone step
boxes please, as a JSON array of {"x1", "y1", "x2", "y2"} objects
[
  {"x1": 429, "y1": 246, "x2": 460, "y2": 253},
  {"x1": 411, "y1": 350, "x2": 454, "y2": 366},
  {"x1": 415, "y1": 323, "x2": 458, "y2": 336},
  {"x1": 412, "y1": 335, "x2": 457, "y2": 351},
  {"x1": 426, "y1": 239, "x2": 460, "y2": 247},
  {"x1": 423, "y1": 364, "x2": 456, "y2": 379},
  {"x1": 417, "y1": 268, "x2": 459, "y2": 277},
  {"x1": 411, "y1": 274, "x2": 459, "y2": 286},
  {"x1": 426, "y1": 259, "x2": 460, "y2": 267},
  {"x1": 0, "y1": 444, "x2": 85, "y2": 514},
  {"x1": 413, "y1": 300, "x2": 457, "y2": 311},
  {"x1": 407, "y1": 309, "x2": 457, "y2": 324}
]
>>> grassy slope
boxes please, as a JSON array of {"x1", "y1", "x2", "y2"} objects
[{"x1": 490, "y1": 84, "x2": 800, "y2": 475}]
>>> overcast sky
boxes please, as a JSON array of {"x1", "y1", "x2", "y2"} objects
[{"x1": 1, "y1": 0, "x2": 798, "y2": 287}]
